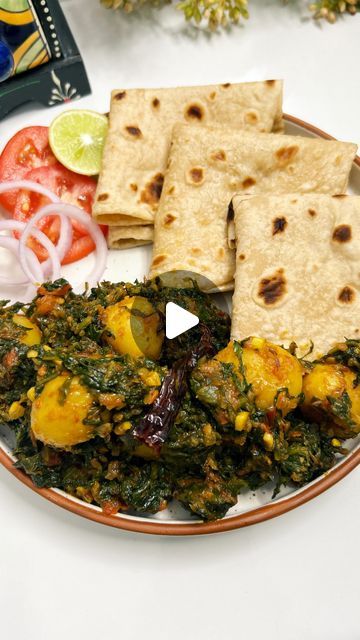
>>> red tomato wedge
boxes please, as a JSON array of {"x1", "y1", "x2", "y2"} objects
[
  {"x1": 0, "y1": 126, "x2": 57, "y2": 212},
  {"x1": 61, "y1": 235, "x2": 98, "y2": 265},
  {"x1": 13, "y1": 164, "x2": 102, "y2": 264},
  {"x1": 1, "y1": 125, "x2": 108, "y2": 266}
]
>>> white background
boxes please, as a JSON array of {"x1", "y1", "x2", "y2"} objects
[{"x1": 1, "y1": 1, "x2": 360, "y2": 638}]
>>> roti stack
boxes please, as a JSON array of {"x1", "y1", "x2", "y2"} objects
[
  {"x1": 92, "y1": 80, "x2": 284, "y2": 247},
  {"x1": 231, "y1": 193, "x2": 360, "y2": 358},
  {"x1": 149, "y1": 125, "x2": 357, "y2": 291}
]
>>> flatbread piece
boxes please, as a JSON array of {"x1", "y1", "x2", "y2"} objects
[
  {"x1": 108, "y1": 225, "x2": 153, "y2": 249},
  {"x1": 93, "y1": 80, "x2": 284, "y2": 228},
  {"x1": 149, "y1": 125, "x2": 357, "y2": 291},
  {"x1": 231, "y1": 193, "x2": 360, "y2": 358}
]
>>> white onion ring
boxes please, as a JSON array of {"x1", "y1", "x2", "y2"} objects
[
  {"x1": 29, "y1": 202, "x2": 108, "y2": 288},
  {"x1": 0, "y1": 236, "x2": 28, "y2": 284},
  {"x1": 0, "y1": 180, "x2": 107, "y2": 295},
  {"x1": 0, "y1": 220, "x2": 25, "y2": 232},
  {"x1": 0, "y1": 180, "x2": 72, "y2": 281},
  {"x1": 25, "y1": 206, "x2": 73, "y2": 278},
  {"x1": 0, "y1": 236, "x2": 43, "y2": 284},
  {"x1": 0, "y1": 179, "x2": 60, "y2": 203},
  {"x1": 18, "y1": 224, "x2": 61, "y2": 283},
  {"x1": 0, "y1": 220, "x2": 60, "y2": 284}
]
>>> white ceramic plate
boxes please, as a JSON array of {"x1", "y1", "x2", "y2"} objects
[{"x1": 0, "y1": 113, "x2": 359, "y2": 535}]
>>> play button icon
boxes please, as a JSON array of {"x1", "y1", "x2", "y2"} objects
[
  {"x1": 128, "y1": 270, "x2": 230, "y2": 353},
  {"x1": 165, "y1": 302, "x2": 199, "y2": 340}
]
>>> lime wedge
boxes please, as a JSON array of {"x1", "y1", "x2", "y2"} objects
[{"x1": 49, "y1": 110, "x2": 108, "y2": 176}]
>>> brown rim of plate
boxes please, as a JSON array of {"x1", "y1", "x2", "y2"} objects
[{"x1": 0, "y1": 113, "x2": 360, "y2": 536}]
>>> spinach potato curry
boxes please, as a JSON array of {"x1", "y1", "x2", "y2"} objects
[{"x1": 1, "y1": 279, "x2": 359, "y2": 521}]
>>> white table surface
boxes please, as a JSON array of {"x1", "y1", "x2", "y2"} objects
[{"x1": 1, "y1": 2, "x2": 360, "y2": 639}]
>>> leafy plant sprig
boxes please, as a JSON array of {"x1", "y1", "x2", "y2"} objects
[
  {"x1": 309, "y1": 0, "x2": 359, "y2": 23},
  {"x1": 177, "y1": 0, "x2": 249, "y2": 29},
  {"x1": 101, "y1": 0, "x2": 359, "y2": 29}
]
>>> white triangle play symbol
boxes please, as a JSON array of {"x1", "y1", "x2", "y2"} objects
[{"x1": 165, "y1": 302, "x2": 199, "y2": 340}]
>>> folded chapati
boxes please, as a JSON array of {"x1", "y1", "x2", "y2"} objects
[
  {"x1": 108, "y1": 225, "x2": 153, "y2": 249},
  {"x1": 231, "y1": 193, "x2": 360, "y2": 358},
  {"x1": 93, "y1": 80, "x2": 284, "y2": 229},
  {"x1": 148, "y1": 125, "x2": 357, "y2": 291}
]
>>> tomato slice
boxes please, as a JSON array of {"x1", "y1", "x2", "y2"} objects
[
  {"x1": 14, "y1": 163, "x2": 96, "y2": 216},
  {"x1": 61, "y1": 235, "x2": 96, "y2": 265},
  {"x1": 0, "y1": 126, "x2": 57, "y2": 212},
  {"x1": 13, "y1": 164, "x2": 101, "y2": 264}
]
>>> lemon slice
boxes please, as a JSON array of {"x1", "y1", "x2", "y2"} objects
[{"x1": 49, "y1": 110, "x2": 108, "y2": 176}]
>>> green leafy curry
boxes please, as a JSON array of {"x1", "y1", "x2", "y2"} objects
[{"x1": 0, "y1": 279, "x2": 359, "y2": 521}]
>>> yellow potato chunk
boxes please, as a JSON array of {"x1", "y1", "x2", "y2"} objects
[
  {"x1": 13, "y1": 315, "x2": 41, "y2": 346},
  {"x1": 31, "y1": 374, "x2": 94, "y2": 448},
  {"x1": 234, "y1": 411, "x2": 250, "y2": 431},
  {"x1": 216, "y1": 338, "x2": 303, "y2": 415},
  {"x1": 102, "y1": 296, "x2": 163, "y2": 360},
  {"x1": 8, "y1": 401, "x2": 25, "y2": 420},
  {"x1": 242, "y1": 338, "x2": 303, "y2": 414},
  {"x1": 302, "y1": 363, "x2": 360, "y2": 437},
  {"x1": 215, "y1": 342, "x2": 240, "y2": 369}
]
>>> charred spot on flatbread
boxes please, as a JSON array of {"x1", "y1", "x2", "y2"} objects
[
  {"x1": 188, "y1": 167, "x2": 205, "y2": 185},
  {"x1": 151, "y1": 255, "x2": 167, "y2": 267},
  {"x1": 130, "y1": 183, "x2": 138, "y2": 192},
  {"x1": 245, "y1": 111, "x2": 259, "y2": 125},
  {"x1": 332, "y1": 224, "x2": 352, "y2": 243},
  {"x1": 114, "y1": 91, "x2": 126, "y2": 100},
  {"x1": 266, "y1": 80, "x2": 276, "y2": 87},
  {"x1": 211, "y1": 150, "x2": 226, "y2": 161},
  {"x1": 167, "y1": 186, "x2": 175, "y2": 195},
  {"x1": 97, "y1": 193, "x2": 109, "y2": 202},
  {"x1": 242, "y1": 177, "x2": 256, "y2": 189},
  {"x1": 308, "y1": 208, "x2": 316, "y2": 217},
  {"x1": 125, "y1": 126, "x2": 142, "y2": 138},
  {"x1": 332, "y1": 194, "x2": 348, "y2": 199},
  {"x1": 272, "y1": 216, "x2": 287, "y2": 235},
  {"x1": 140, "y1": 173, "x2": 164, "y2": 207},
  {"x1": 185, "y1": 104, "x2": 204, "y2": 121},
  {"x1": 191, "y1": 247, "x2": 202, "y2": 256},
  {"x1": 152, "y1": 98, "x2": 160, "y2": 108},
  {"x1": 209, "y1": 91, "x2": 217, "y2": 100},
  {"x1": 222, "y1": 83, "x2": 231, "y2": 88},
  {"x1": 258, "y1": 269, "x2": 287, "y2": 306},
  {"x1": 338, "y1": 286, "x2": 355, "y2": 304},
  {"x1": 164, "y1": 214, "x2": 176, "y2": 226},
  {"x1": 275, "y1": 145, "x2": 299, "y2": 166},
  {"x1": 239, "y1": 254, "x2": 246, "y2": 261}
]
